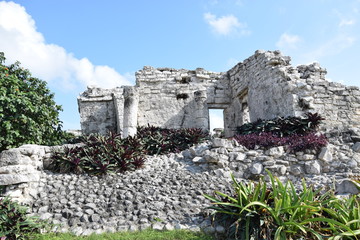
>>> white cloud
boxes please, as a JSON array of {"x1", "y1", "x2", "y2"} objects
[
  {"x1": 204, "y1": 12, "x2": 249, "y2": 36},
  {"x1": 276, "y1": 33, "x2": 301, "y2": 50},
  {"x1": 303, "y1": 35, "x2": 356, "y2": 61},
  {"x1": 0, "y1": 1, "x2": 131, "y2": 90},
  {"x1": 303, "y1": 34, "x2": 356, "y2": 62},
  {"x1": 333, "y1": 8, "x2": 357, "y2": 27},
  {"x1": 339, "y1": 19, "x2": 355, "y2": 27}
]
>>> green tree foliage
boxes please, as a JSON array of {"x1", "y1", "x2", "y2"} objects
[{"x1": 0, "y1": 52, "x2": 70, "y2": 151}]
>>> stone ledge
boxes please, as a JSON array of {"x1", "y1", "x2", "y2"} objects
[{"x1": 0, "y1": 173, "x2": 40, "y2": 185}]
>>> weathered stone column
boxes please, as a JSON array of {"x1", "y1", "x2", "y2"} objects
[
  {"x1": 122, "y1": 86, "x2": 139, "y2": 138},
  {"x1": 112, "y1": 88, "x2": 124, "y2": 134},
  {"x1": 194, "y1": 90, "x2": 209, "y2": 130}
]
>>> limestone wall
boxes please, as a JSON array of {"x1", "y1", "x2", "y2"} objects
[
  {"x1": 225, "y1": 50, "x2": 297, "y2": 136},
  {"x1": 135, "y1": 67, "x2": 229, "y2": 130},
  {"x1": 224, "y1": 50, "x2": 360, "y2": 136},
  {"x1": 1, "y1": 136, "x2": 360, "y2": 235},
  {"x1": 0, "y1": 144, "x2": 70, "y2": 203},
  {"x1": 77, "y1": 50, "x2": 359, "y2": 138},
  {"x1": 78, "y1": 67, "x2": 230, "y2": 136},
  {"x1": 78, "y1": 87, "x2": 123, "y2": 135},
  {"x1": 288, "y1": 64, "x2": 360, "y2": 131}
]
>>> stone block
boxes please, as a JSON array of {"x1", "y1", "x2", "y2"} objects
[
  {"x1": 318, "y1": 146, "x2": 333, "y2": 162},
  {"x1": 192, "y1": 157, "x2": 206, "y2": 163},
  {"x1": 0, "y1": 173, "x2": 40, "y2": 185},
  {"x1": 204, "y1": 152, "x2": 219, "y2": 163},
  {"x1": 301, "y1": 154, "x2": 315, "y2": 161},
  {"x1": 352, "y1": 142, "x2": 360, "y2": 152},
  {"x1": 235, "y1": 153, "x2": 246, "y2": 161},
  {"x1": 336, "y1": 179, "x2": 360, "y2": 195},
  {"x1": 266, "y1": 146, "x2": 284, "y2": 158},
  {"x1": 278, "y1": 165, "x2": 287, "y2": 175},
  {"x1": 18, "y1": 144, "x2": 46, "y2": 157},
  {"x1": 249, "y1": 163, "x2": 263, "y2": 175},
  {"x1": 353, "y1": 153, "x2": 360, "y2": 163},
  {"x1": 212, "y1": 138, "x2": 233, "y2": 148},
  {"x1": 152, "y1": 222, "x2": 165, "y2": 231},
  {"x1": 290, "y1": 165, "x2": 303, "y2": 176},
  {"x1": 305, "y1": 160, "x2": 321, "y2": 174},
  {"x1": 246, "y1": 151, "x2": 259, "y2": 157},
  {"x1": 348, "y1": 160, "x2": 358, "y2": 168},
  {"x1": 0, "y1": 149, "x2": 32, "y2": 167},
  {"x1": 0, "y1": 165, "x2": 37, "y2": 174},
  {"x1": 6, "y1": 189, "x2": 23, "y2": 198}
]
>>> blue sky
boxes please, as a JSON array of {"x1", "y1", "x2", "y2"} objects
[{"x1": 0, "y1": 0, "x2": 359, "y2": 130}]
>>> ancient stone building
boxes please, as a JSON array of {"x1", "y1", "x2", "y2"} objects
[{"x1": 78, "y1": 50, "x2": 360, "y2": 137}]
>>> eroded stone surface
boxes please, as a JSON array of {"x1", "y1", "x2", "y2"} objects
[
  {"x1": 78, "y1": 50, "x2": 360, "y2": 137},
  {"x1": 1, "y1": 134, "x2": 360, "y2": 236}
]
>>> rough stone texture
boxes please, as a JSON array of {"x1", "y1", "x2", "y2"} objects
[
  {"x1": 1, "y1": 134, "x2": 360, "y2": 235},
  {"x1": 26, "y1": 154, "x2": 234, "y2": 235},
  {"x1": 77, "y1": 87, "x2": 122, "y2": 135},
  {"x1": 0, "y1": 144, "x2": 77, "y2": 203},
  {"x1": 77, "y1": 50, "x2": 360, "y2": 137},
  {"x1": 353, "y1": 142, "x2": 360, "y2": 152}
]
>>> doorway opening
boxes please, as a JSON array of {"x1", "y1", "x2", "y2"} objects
[
  {"x1": 239, "y1": 89, "x2": 250, "y2": 124},
  {"x1": 209, "y1": 109, "x2": 224, "y2": 137}
]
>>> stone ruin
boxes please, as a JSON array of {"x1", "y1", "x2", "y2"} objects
[
  {"x1": 1, "y1": 50, "x2": 360, "y2": 235},
  {"x1": 78, "y1": 50, "x2": 360, "y2": 138}
]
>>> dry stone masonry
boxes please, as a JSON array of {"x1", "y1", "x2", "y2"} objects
[
  {"x1": 1, "y1": 50, "x2": 360, "y2": 236},
  {"x1": 78, "y1": 50, "x2": 360, "y2": 137},
  {"x1": 1, "y1": 132, "x2": 360, "y2": 235}
]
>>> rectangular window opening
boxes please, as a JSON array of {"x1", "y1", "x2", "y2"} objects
[{"x1": 209, "y1": 109, "x2": 224, "y2": 137}]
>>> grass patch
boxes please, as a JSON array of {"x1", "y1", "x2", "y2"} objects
[{"x1": 31, "y1": 229, "x2": 215, "y2": 240}]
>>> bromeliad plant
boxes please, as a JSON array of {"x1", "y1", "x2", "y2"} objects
[
  {"x1": 204, "y1": 170, "x2": 360, "y2": 240},
  {"x1": 234, "y1": 113, "x2": 327, "y2": 152},
  {"x1": 50, "y1": 126, "x2": 208, "y2": 175},
  {"x1": 234, "y1": 132, "x2": 327, "y2": 152},
  {"x1": 136, "y1": 126, "x2": 208, "y2": 155},
  {"x1": 50, "y1": 132, "x2": 146, "y2": 175},
  {"x1": 236, "y1": 113, "x2": 324, "y2": 137}
]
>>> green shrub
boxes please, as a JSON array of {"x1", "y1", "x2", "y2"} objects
[
  {"x1": 50, "y1": 132, "x2": 146, "y2": 175},
  {"x1": 136, "y1": 126, "x2": 208, "y2": 155},
  {"x1": 236, "y1": 113, "x2": 324, "y2": 137},
  {"x1": 204, "y1": 170, "x2": 360, "y2": 240},
  {"x1": 234, "y1": 113, "x2": 327, "y2": 152},
  {"x1": 0, "y1": 52, "x2": 70, "y2": 152},
  {"x1": 50, "y1": 126, "x2": 208, "y2": 175},
  {"x1": 0, "y1": 196, "x2": 47, "y2": 240}
]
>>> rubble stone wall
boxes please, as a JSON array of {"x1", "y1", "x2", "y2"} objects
[
  {"x1": 77, "y1": 50, "x2": 359, "y2": 137},
  {"x1": 225, "y1": 50, "x2": 298, "y2": 136},
  {"x1": 1, "y1": 137, "x2": 360, "y2": 235},
  {"x1": 78, "y1": 87, "x2": 123, "y2": 135},
  {"x1": 0, "y1": 144, "x2": 67, "y2": 203},
  {"x1": 289, "y1": 66, "x2": 360, "y2": 131},
  {"x1": 224, "y1": 50, "x2": 360, "y2": 135},
  {"x1": 135, "y1": 66, "x2": 226, "y2": 129}
]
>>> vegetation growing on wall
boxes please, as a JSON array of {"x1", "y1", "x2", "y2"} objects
[
  {"x1": 50, "y1": 126, "x2": 208, "y2": 175},
  {"x1": 234, "y1": 113, "x2": 327, "y2": 151},
  {"x1": 0, "y1": 52, "x2": 72, "y2": 152}
]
